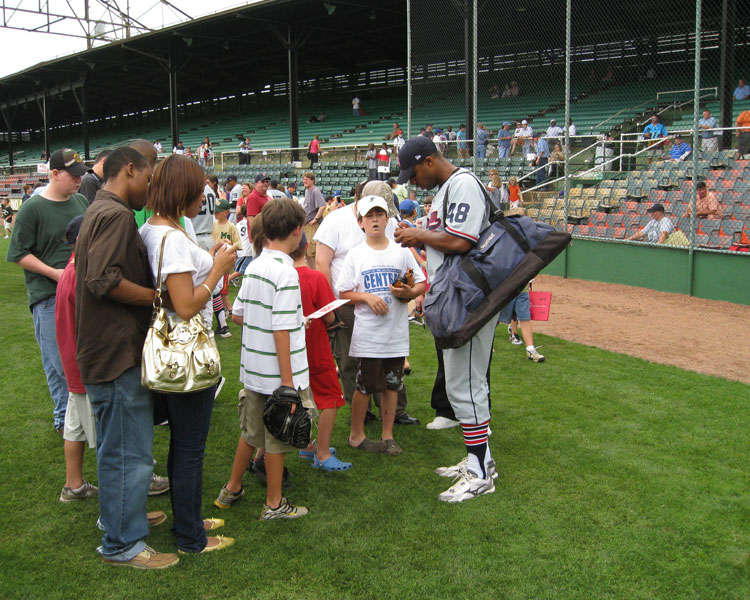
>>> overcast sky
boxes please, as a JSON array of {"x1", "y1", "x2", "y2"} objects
[{"x1": 0, "y1": 0, "x2": 253, "y2": 78}]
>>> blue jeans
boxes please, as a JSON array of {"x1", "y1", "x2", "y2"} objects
[
  {"x1": 86, "y1": 366, "x2": 154, "y2": 561},
  {"x1": 164, "y1": 386, "x2": 215, "y2": 552},
  {"x1": 536, "y1": 157, "x2": 548, "y2": 185},
  {"x1": 476, "y1": 144, "x2": 486, "y2": 158},
  {"x1": 32, "y1": 296, "x2": 68, "y2": 429},
  {"x1": 498, "y1": 146, "x2": 509, "y2": 159}
]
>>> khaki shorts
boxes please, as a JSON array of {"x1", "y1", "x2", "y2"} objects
[
  {"x1": 63, "y1": 392, "x2": 97, "y2": 448},
  {"x1": 355, "y1": 357, "x2": 404, "y2": 395},
  {"x1": 238, "y1": 387, "x2": 313, "y2": 454},
  {"x1": 303, "y1": 222, "x2": 319, "y2": 258}
]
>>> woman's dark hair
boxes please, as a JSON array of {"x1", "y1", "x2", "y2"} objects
[{"x1": 147, "y1": 154, "x2": 205, "y2": 219}]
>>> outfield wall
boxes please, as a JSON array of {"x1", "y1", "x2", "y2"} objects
[{"x1": 544, "y1": 239, "x2": 750, "y2": 306}]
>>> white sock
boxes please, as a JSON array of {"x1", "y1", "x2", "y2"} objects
[
  {"x1": 526, "y1": 345, "x2": 534, "y2": 352},
  {"x1": 217, "y1": 309, "x2": 227, "y2": 328}
]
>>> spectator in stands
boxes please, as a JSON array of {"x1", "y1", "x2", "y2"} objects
[
  {"x1": 501, "y1": 83, "x2": 512, "y2": 98},
  {"x1": 386, "y1": 122, "x2": 401, "y2": 140},
  {"x1": 308, "y1": 135, "x2": 321, "y2": 168},
  {"x1": 317, "y1": 111, "x2": 328, "y2": 122},
  {"x1": 490, "y1": 83, "x2": 500, "y2": 99},
  {"x1": 509, "y1": 121, "x2": 522, "y2": 156},
  {"x1": 550, "y1": 142, "x2": 566, "y2": 177},
  {"x1": 510, "y1": 81, "x2": 520, "y2": 97},
  {"x1": 268, "y1": 180, "x2": 287, "y2": 200},
  {"x1": 352, "y1": 95, "x2": 361, "y2": 117},
  {"x1": 185, "y1": 147, "x2": 194, "y2": 159},
  {"x1": 642, "y1": 115, "x2": 668, "y2": 163},
  {"x1": 79, "y1": 150, "x2": 111, "y2": 204},
  {"x1": 508, "y1": 176, "x2": 522, "y2": 209},
  {"x1": 698, "y1": 110, "x2": 718, "y2": 151},
  {"x1": 239, "y1": 138, "x2": 252, "y2": 165},
  {"x1": 154, "y1": 140, "x2": 163, "y2": 153},
  {"x1": 532, "y1": 132, "x2": 550, "y2": 186},
  {"x1": 377, "y1": 143, "x2": 392, "y2": 180},
  {"x1": 433, "y1": 129, "x2": 447, "y2": 153},
  {"x1": 686, "y1": 182, "x2": 723, "y2": 219},
  {"x1": 457, "y1": 124, "x2": 469, "y2": 159},
  {"x1": 487, "y1": 169, "x2": 509, "y2": 208},
  {"x1": 519, "y1": 120, "x2": 534, "y2": 157},
  {"x1": 497, "y1": 122, "x2": 512, "y2": 158},
  {"x1": 7, "y1": 148, "x2": 89, "y2": 434},
  {"x1": 388, "y1": 178, "x2": 408, "y2": 206},
  {"x1": 565, "y1": 118, "x2": 577, "y2": 138},
  {"x1": 546, "y1": 120, "x2": 563, "y2": 140},
  {"x1": 302, "y1": 171, "x2": 326, "y2": 268},
  {"x1": 733, "y1": 79, "x2": 750, "y2": 101},
  {"x1": 476, "y1": 123, "x2": 488, "y2": 158},
  {"x1": 424, "y1": 124, "x2": 433, "y2": 137},
  {"x1": 445, "y1": 126, "x2": 456, "y2": 142},
  {"x1": 393, "y1": 130, "x2": 406, "y2": 158},
  {"x1": 365, "y1": 143, "x2": 378, "y2": 180},
  {"x1": 666, "y1": 135, "x2": 692, "y2": 162},
  {"x1": 173, "y1": 141, "x2": 185, "y2": 155},
  {"x1": 627, "y1": 203, "x2": 674, "y2": 244},
  {"x1": 736, "y1": 109, "x2": 750, "y2": 159}
]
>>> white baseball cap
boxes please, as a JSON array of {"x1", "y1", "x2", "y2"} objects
[
  {"x1": 357, "y1": 195, "x2": 389, "y2": 217},
  {"x1": 522, "y1": 119, "x2": 528, "y2": 124}
]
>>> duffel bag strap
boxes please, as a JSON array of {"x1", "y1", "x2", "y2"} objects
[{"x1": 460, "y1": 254, "x2": 492, "y2": 297}]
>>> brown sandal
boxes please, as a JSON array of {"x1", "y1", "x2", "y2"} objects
[
  {"x1": 382, "y1": 439, "x2": 403, "y2": 456},
  {"x1": 348, "y1": 437, "x2": 384, "y2": 453}
]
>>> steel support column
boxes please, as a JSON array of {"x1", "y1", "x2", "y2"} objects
[{"x1": 718, "y1": 0, "x2": 736, "y2": 150}]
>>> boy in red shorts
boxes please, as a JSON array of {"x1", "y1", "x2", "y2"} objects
[{"x1": 291, "y1": 234, "x2": 352, "y2": 471}]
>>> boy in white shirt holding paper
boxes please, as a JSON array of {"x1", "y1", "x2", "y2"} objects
[{"x1": 336, "y1": 195, "x2": 425, "y2": 456}]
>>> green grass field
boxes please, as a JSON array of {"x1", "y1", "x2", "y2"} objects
[{"x1": 0, "y1": 236, "x2": 748, "y2": 600}]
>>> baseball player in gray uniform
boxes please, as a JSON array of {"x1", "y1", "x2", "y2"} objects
[
  {"x1": 190, "y1": 179, "x2": 217, "y2": 252},
  {"x1": 394, "y1": 137, "x2": 497, "y2": 503}
]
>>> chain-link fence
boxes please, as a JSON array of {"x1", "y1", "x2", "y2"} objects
[{"x1": 408, "y1": 0, "x2": 750, "y2": 255}]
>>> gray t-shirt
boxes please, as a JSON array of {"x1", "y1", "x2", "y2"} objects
[{"x1": 303, "y1": 186, "x2": 326, "y2": 221}]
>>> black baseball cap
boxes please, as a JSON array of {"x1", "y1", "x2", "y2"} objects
[
  {"x1": 49, "y1": 149, "x2": 89, "y2": 177},
  {"x1": 396, "y1": 137, "x2": 438, "y2": 184},
  {"x1": 646, "y1": 203, "x2": 665, "y2": 213},
  {"x1": 287, "y1": 181, "x2": 297, "y2": 188},
  {"x1": 254, "y1": 174, "x2": 271, "y2": 183},
  {"x1": 226, "y1": 175, "x2": 237, "y2": 184}
]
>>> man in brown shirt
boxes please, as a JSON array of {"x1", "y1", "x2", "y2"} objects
[
  {"x1": 75, "y1": 146, "x2": 179, "y2": 570},
  {"x1": 686, "y1": 182, "x2": 723, "y2": 219}
]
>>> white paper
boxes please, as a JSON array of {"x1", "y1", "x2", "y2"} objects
[{"x1": 304, "y1": 299, "x2": 349, "y2": 320}]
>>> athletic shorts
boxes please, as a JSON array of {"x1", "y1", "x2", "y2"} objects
[
  {"x1": 62, "y1": 391, "x2": 97, "y2": 448},
  {"x1": 303, "y1": 222, "x2": 319, "y2": 257},
  {"x1": 497, "y1": 291, "x2": 531, "y2": 323},
  {"x1": 310, "y1": 367, "x2": 345, "y2": 410},
  {"x1": 3, "y1": 220, "x2": 10, "y2": 231},
  {"x1": 239, "y1": 388, "x2": 312, "y2": 454},
  {"x1": 355, "y1": 357, "x2": 404, "y2": 395}
]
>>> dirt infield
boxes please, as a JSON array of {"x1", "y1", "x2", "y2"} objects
[{"x1": 532, "y1": 275, "x2": 750, "y2": 385}]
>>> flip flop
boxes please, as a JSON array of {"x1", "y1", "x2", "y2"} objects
[
  {"x1": 299, "y1": 447, "x2": 337, "y2": 460},
  {"x1": 348, "y1": 437, "x2": 384, "y2": 453},
  {"x1": 312, "y1": 455, "x2": 352, "y2": 471}
]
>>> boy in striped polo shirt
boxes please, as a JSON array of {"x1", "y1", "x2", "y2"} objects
[{"x1": 214, "y1": 198, "x2": 310, "y2": 520}]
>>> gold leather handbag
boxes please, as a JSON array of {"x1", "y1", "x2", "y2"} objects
[{"x1": 141, "y1": 229, "x2": 222, "y2": 393}]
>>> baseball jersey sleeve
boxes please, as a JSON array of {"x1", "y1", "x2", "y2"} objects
[{"x1": 443, "y1": 174, "x2": 489, "y2": 244}]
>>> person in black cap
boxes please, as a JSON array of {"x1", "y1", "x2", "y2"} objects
[
  {"x1": 79, "y1": 149, "x2": 112, "y2": 204},
  {"x1": 6, "y1": 148, "x2": 90, "y2": 434},
  {"x1": 627, "y1": 203, "x2": 674, "y2": 244},
  {"x1": 394, "y1": 136, "x2": 498, "y2": 503}
]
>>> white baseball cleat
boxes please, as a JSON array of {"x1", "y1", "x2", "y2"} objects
[
  {"x1": 426, "y1": 416, "x2": 460, "y2": 430},
  {"x1": 438, "y1": 469, "x2": 496, "y2": 503},
  {"x1": 435, "y1": 457, "x2": 498, "y2": 480}
]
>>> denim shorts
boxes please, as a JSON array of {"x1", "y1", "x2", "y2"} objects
[{"x1": 497, "y1": 291, "x2": 531, "y2": 323}]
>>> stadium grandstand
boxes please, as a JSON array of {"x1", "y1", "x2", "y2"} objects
[{"x1": 1, "y1": 0, "x2": 749, "y2": 302}]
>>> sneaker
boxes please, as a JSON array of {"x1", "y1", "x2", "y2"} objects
[
  {"x1": 259, "y1": 497, "x2": 309, "y2": 520},
  {"x1": 214, "y1": 483, "x2": 244, "y2": 509},
  {"x1": 426, "y1": 416, "x2": 460, "y2": 430},
  {"x1": 147, "y1": 511, "x2": 167, "y2": 527},
  {"x1": 214, "y1": 376, "x2": 226, "y2": 400},
  {"x1": 438, "y1": 469, "x2": 496, "y2": 503},
  {"x1": 216, "y1": 326, "x2": 232, "y2": 339},
  {"x1": 101, "y1": 546, "x2": 179, "y2": 570},
  {"x1": 435, "y1": 458, "x2": 498, "y2": 480},
  {"x1": 526, "y1": 347, "x2": 545, "y2": 362},
  {"x1": 59, "y1": 480, "x2": 98, "y2": 503},
  {"x1": 510, "y1": 333, "x2": 523, "y2": 345},
  {"x1": 148, "y1": 473, "x2": 170, "y2": 496}
]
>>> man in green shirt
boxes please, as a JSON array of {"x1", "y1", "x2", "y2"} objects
[{"x1": 6, "y1": 148, "x2": 89, "y2": 433}]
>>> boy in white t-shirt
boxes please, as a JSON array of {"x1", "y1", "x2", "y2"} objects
[
  {"x1": 336, "y1": 196, "x2": 425, "y2": 456},
  {"x1": 229, "y1": 205, "x2": 253, "y2": 287}
]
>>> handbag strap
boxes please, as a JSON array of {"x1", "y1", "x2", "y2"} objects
[{"x1": 153, "y1": 229, "x2": 175, "y2": 311}]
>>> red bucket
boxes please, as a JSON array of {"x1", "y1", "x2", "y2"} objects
[{"x1": 529, "y1": 291, "x2": 551, "y2": 321}]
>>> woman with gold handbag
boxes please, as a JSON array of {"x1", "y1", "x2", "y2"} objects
[{"x1": 139, "y1": 155, "x2": 238, "y2": 555}]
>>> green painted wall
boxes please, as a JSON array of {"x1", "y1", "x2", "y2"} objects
[{"x1": 543, "y1": 239, "x2": 750, "y2": 305}]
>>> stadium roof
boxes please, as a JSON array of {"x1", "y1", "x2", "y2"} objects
[{"x1": 0, "y1": 0, "x2": 406, "y2": 131}]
